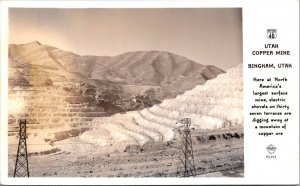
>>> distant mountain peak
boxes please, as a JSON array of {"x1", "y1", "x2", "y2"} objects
[{"x1": 22, "y1": 40, "x2": 42, "y2": 46}]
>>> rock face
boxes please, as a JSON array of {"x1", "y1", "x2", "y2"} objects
[{"x1": 81, "y1": 64, "x2": 243, "y2": 150}]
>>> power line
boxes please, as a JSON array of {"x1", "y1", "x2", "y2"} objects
[
  {"x1": 14, "y1": 119, "x2": 30, "y2": 177},
  {"x1": 173, "y1": 118, "x2": 197, "y2": 177}
]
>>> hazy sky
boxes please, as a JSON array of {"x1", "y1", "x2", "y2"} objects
[{"x1": 9, "y1": 8, "x2": 242, "y2": 70}]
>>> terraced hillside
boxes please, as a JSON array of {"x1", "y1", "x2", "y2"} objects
[
  {"x1": 8, "y1": 63, "x2": 243, "y2": 177},
  {"x1": 8, "y1": 42, "x2": 224, "y2": 154},
  {"x1": 8, "y1": 64, "x2": 243, "y2": 177},
  {"x1": 8, "y1": 41, "x2": 242, "y2": 177},
  {"x1": 8, "y1": 59, "x2": 108, "y2": 155},
  {"x1": 81, "y1": 64, "x2": 243, "y2": 151}
]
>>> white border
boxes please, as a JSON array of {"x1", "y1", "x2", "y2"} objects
[
  {"x1": 1, "y1": 2, "x2": 244, "y2": 185},
  {"x1": 1, "y1": 0, "x2": 243, "y2": 8},
  {"x1": 1, "y1": 1, "x2": 243, "y2": 185},
  {"x1": 1, "y1": 0, "x2": 299, "y2": 185}
]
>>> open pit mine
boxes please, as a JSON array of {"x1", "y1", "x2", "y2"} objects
[{"x1": 8, "y1": 41, "x2": 243, "y2": 177}]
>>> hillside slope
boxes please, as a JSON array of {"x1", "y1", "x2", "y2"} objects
[
  {"x1": 9, "y1": 41, "x2": 224, "y2": 98},
  {"x1": 8, "y1": 41, "x2": 226, "y2": 153},
  {"x1": 81, "y1": 64, "x2": 243, "y2": 150}
]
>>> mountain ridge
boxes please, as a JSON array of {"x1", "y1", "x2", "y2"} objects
[{"x1": 9, "y1": 41, "x2": 225, "y2": 99}]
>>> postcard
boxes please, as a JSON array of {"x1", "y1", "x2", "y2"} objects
[{"x1": 0, "y1": 0, "x2": 299, "y2": 185}]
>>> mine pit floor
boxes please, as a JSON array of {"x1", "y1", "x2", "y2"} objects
[{"x1": 8, "y1": 130, "x2": 243, "y2": 177}]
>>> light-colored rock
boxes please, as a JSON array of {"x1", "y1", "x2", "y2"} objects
[{"x1": 80, "y1": 64, "x2": 243, "y2": 149}]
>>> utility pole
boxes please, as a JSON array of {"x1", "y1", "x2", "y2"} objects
[
  {"x1": 14, "y1": 119, "x2": 29, "y2": 177},
  {"x1": 173, "y1": 118, "x2": 196, "y2": 177}
]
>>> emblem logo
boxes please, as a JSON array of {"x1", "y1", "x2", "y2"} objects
[
  {"x1": 267, "y1": 29, "x2": 277, "y2": 39},
  {"x1": 266, "y1": 144, "x2": 277, "y2": 154}
]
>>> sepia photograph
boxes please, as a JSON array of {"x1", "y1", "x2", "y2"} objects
[{"x1": 7, "y1": 8, "x2": 243, "y2": 177}]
